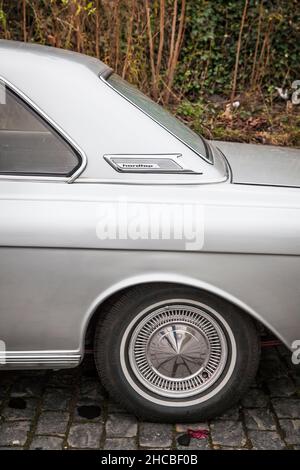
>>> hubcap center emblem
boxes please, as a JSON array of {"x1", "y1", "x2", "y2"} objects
[{"x1": 147, "y1": 323, "x2": 209, "y2": 380}]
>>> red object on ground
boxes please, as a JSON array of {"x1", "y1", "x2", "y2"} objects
[{"x1": 187, "y1": 428, "x2": 209, "y2": 439}]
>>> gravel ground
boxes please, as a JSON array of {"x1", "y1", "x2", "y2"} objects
[{"x1": 0, "y1": 345, "x2": 300, "y2": 450}]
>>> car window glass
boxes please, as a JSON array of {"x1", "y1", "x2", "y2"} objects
[
  {"x1": 107, "y1": 73, "x2": 211, "y2": 163},
  {"x1": 0, "y1": 87, "x2": 80, "y2": 176}
]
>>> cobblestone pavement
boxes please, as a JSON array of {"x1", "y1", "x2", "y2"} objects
[{"x1": 0, "y1": 345, "x2": 300, "y2": 450}]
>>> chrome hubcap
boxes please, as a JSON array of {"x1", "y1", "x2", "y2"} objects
[
  {"x1": 128, "y1": 304, "x2": 228, "y2": 398},
  {"x1": 148, "y1": 323, "x2": 209, "y2": 379}
]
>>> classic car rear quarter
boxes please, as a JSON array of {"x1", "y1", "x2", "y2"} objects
[{"x1": 1, "y1": 40, "x2": 300, "y2": 422}]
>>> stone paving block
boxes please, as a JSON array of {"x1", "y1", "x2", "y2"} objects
[
  {"x1": 106, "y1": 414, "x2": 138, "y2": 438},
  {"x1": 43, "y1": 388, "x2": 72, "y2": 411},
  {"x1": 10, "y1": 376, "x2": 46, "y2": 398},
  {"x1": 279, "y1": 419, "x2": 300, "y2": 445},
  {"x1": 36, "y1": 411, "x2": 69, "y2": 435},
  {"x1": 79, "y1": 377, "x2": 106, "y2": 401},
  {"x1": 176, "y1": 436, "x2": 210, "y2": 450},
  {"x1": 1, "y1": 346, "x2": 300, "y2": 450},
  {"x1": 104, "y1": 438, "x2": 137, "y2": 450},
  {"x1": 0, "y1": 421, "x2": 31, "y2": 446},
  {"x1": 214, "y1": 405, "x2": 240, "y2": 421},
  {"x1": 258, "y1": 351, "x2": 287, "y2": 379},
  {"x1": 67, "y1": 423, "x2": 103, "y2": 449},
  {"x1": 107, "y1": 401, "x2": 128, "y2": 414},
  {"x1": 267, "y1": 377, "x2": 296, "y2": 397},
  {"x1": 210, "y1": 421, "x2": 246, "y2": 447},
  {"x1": 139, "y1": 423, "x2": 173, "y2": 448},
  {"x1": 1, "y1": 398, "x2": 38, "y2": 421},
  {"x1": 47, "y1": 370, "x2": 77, "y2": 389},
  {"x1": 248, "y1": 431, "x2": 286, "y2": 450},
  {"x1": 30, "y1": 436, "x2": 64, "y2": 450},
  {"x1": 243, "y1": 408, "x2": 277, "y2": 431},
  {"x1": 242, "y1": 388, "x2": 269, "y2": 408},
  {"x1": 290, "y1": 365, "x2": 300, "y2": 380},
  {"x1": 272, "y1": 398, "x2": 300, "y2": 418}
]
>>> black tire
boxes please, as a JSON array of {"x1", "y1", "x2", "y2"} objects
[{"x1": 94, "y1": 285, "x2": 260, "y2": 422}]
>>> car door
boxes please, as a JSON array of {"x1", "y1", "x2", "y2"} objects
[{"x1": 0, "y1": 82, "x2": 88, "y2": 365}]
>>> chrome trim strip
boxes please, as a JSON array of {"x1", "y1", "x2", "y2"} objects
[
  {"x1": 0, "y1": 351, "x2": 81, "y2": 368},
  {"x1": 99, "y1": 72, "x2": 213, "y2": 165},
  {"x1": 0, "y1": 175, "x2": 68, "y2": 182},
  {"x1": 75, "y1": 176, "x2": 228, "y2": 185},
  {"x1": 0, "y1": 76, "x2": 87, "y2": 183}
]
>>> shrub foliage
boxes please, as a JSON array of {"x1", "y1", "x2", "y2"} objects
[{"x1": 0, "y1": 1, "x2": 299, "y2": 145}]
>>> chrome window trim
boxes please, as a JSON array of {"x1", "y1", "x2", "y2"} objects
[
  {"x1": 0, "y1": 75, "x2": 87, "y2": 183},
  {"x1": 217, "y1": 147, "x2": 233, "y2": 183},
  {"x1": 99, "y1": 72, "x2": 214, "y2": 165}
]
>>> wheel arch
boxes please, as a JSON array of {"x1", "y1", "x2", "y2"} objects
[{"x1": 81, "y1": 274, "x2": 287, "y2": 352}]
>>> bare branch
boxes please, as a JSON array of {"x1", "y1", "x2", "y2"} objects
[{"x1": 231, "y1": 0, "x2": 249, "y2": 103}]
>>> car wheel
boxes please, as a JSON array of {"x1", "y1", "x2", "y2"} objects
[{"x1": 94, "y1": 285, "x2": 260, "y2": 422}]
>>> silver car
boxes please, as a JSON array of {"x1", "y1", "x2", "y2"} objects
[{"x1": 0, "y1": 40, "x2": 300, "y2": 422}]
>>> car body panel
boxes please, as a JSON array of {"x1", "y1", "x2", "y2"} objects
[
  {"x1": 216, "y1": 140, "x2": 300, "y2": 188},
  {"x1": 0, "y1": 181, "x2": 300, "y2": 255},
  {"x1": 0, "y1": 41, "x2": 300, "y2": 369},
  {"x1": 1, "y1": 248, "x2": 299, "y2": 363}
]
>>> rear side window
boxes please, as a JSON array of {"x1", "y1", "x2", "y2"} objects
[
  {"x1": 107, "y1": 73, "x2": 212, "y2": 163},
  {"x1": 0, "y1": 86, "x2": 81, "y2": 177}
]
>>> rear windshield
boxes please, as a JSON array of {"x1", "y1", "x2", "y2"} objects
[{"x1": 106, "y1": 73, "x2": 212, "y2": 163}]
